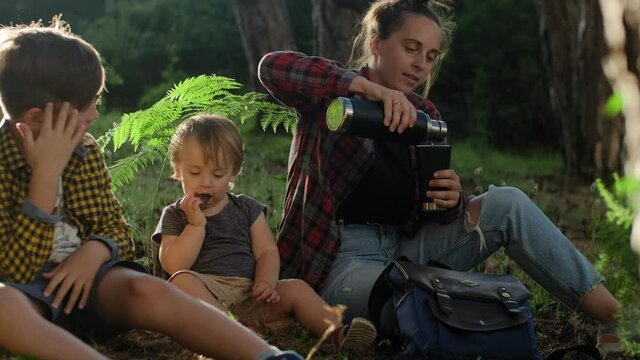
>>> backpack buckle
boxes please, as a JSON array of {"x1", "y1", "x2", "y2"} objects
[
  {"x1": 498, "y1": 287, "x2": 522, "y2": 314},
  {"x1": 433, "y1": 277, "x2": 453, "y2": 314}
]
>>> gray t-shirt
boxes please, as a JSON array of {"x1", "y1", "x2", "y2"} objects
[{"x1": 152, "y1": 193, "x2": 266, "y2": 278}]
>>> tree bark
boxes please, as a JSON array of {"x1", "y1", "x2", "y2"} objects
[
  {"x1": 233, "y1": 0, "x2": 295, "y2": 90},
  {"x1": 532, "y1": 0, "x2": 623, "y2": 178},
  {"x1": 312, "y1": 0, "x2": 369, "y2": 64}
]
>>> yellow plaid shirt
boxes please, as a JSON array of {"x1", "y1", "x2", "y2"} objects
[{"x1": 0, "y1": 120, "x2": 135, "y2": 284}]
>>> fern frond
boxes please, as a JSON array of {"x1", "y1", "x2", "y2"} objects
[
  {"x1": 595, "y1": 178, "x2": 634, "y2": 228},
  {"x1": 109, "y1": 146, "x2": 165, "y2": 190},
  {"x1": 103, "y1": 75, "x2": 297, "y2": 190}
]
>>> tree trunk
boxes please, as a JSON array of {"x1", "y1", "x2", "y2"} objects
[
  {"x1": 233, "y1": 0, "x2": 295, "y2": 90},
  {"x1": 532, "y1": 0, "x2": 623, "y2": 178},
  {"x1": 312, "y1": 0, "x2": 369, "y2": 64}
]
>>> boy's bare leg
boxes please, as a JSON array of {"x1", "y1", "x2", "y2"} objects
[
  {"x1": 168, "y1": 272, "x2": 224, "y2": 311},
  {"x1": 265, "y1": 279, "x2": 341, "y2": 338},
  {"x1": 0, "y1": 285, "x2": 108, "y2": 360},
  {"x1": 95, "y1": 268, "x2": 272, "y2": 360}
]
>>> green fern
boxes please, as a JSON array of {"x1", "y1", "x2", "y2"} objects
[
  {"x1": 595, "y1": 175, "x2": 634, "y2": 228},
  {"x1": 97, "y1": 75, "x2": 297, "y2": 190},
  {"x1": 593, "y1": 175, "x2": 640, "y2": 355},
  {"x1": 107, "y1": 146, "x2": 165, "y2": 190}
]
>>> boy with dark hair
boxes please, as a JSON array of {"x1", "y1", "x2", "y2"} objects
[{"x1": 0, "y1": 18, "x2": 302, "y2": 360}]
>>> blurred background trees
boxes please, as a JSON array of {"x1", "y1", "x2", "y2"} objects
[{"x1": 0, "y1": 0, "x2": 633, "y2": 180}]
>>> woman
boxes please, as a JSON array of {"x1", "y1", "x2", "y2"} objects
[{"x1": 258, "y1": 0, "x2": 619, "y2": 353}]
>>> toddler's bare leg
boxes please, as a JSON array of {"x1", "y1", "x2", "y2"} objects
[
  {"x1": 265, "y1": 279, "x2": 341, "y2": 338},
  {"x1": 0, "y1": 284, "x2": 108, "y2": 360}
]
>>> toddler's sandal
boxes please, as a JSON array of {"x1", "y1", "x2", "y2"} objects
[{"x1": 335, "y1": 317, "x2": 377, "y2": 353}]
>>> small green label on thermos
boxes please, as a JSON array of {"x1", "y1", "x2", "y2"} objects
[{"x1": 326, "y1": 99, "x2": 345, "y2": 131}]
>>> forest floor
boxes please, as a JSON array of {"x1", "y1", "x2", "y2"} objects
[
  {"x1": 92, "y1": 175, "x2": 638, "y2": 360},
  {"x1": 2, "y1": 170, "x2": 638, "y2": 360}
]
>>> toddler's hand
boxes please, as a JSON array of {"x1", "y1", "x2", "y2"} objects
[
  {"x1": 17, "y1": 102, "x2": 86, "y2": 177},
  {"x1": 252, "y1": 280, "x2": 280, "y2": 303},
  {"x1": 179, "y1": 193, "x2": 207, "y2": 227}
]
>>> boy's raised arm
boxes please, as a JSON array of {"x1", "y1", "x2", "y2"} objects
[{"x1": 0, "y1": 174, "x2": 57, "y2": 283}]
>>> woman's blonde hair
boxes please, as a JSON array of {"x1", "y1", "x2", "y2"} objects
[{"x1": 349, "y1": 0, "x2": 455, "y2": 96}]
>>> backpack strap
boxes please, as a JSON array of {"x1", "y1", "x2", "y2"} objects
[{"x1": 368, "y1": 259, "x2": 399, "y2": 330}]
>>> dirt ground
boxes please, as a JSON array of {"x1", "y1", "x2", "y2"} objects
[
  {"x1": 90, "y1": 176, "x2": 638, "y2": 359},
  {"x1": 89, "y1": 316, "x2": 634, "y2": 360},
  {"x1": 2, "y1": 176, "x2": 638, "y2": 360}
]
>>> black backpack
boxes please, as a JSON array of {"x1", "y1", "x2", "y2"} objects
[{"x1": 368, "y1": 259, "x2": 542, "y2": 359}]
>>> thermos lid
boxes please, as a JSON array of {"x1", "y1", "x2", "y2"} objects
[{"x1": 326, "y1": 97, "x2": 353, "y2": 131}]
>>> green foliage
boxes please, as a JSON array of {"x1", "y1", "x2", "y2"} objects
[
  {"x1": 593, "y1": 175, "x2": 640, "y2": 354},
  {"x1": 285, "y1": 0, "x2": 313, "y2": 54},
  {"x1": 595, "y1": 176, "x2": 635, "y2": 229},
  {"x1": 0, "y1": 0, "x2": 106, "y2": 30},
  {"x1": 432, "y1": 0, "x2": 557, "y2": 151},
  {"x1": 451, "y1": 141, "x2": 562, "y2": 194},
  {"x1": 82, "y1": 0, "x2": 247, "y2": 110},
  {"x1": 98, "y1": 75, "x2": 296, "y2": 191},
  {"x1": 605, "y1": 91, "x2": 624, "y2": 118},
  {"x1": 3, "y1": 0, "x2": 560, "y2": 155}
]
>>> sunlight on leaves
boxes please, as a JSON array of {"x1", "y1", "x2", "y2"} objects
[
  {"x1": 97, "y1": 75, "x2": 296, "y2": 191},
  {"x1": 604, "y1": 91, "x2": 623, "y2": 117}
]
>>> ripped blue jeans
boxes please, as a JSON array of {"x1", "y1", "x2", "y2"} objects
[{"x1": 320, "y1": 186, "x2": 603, "y2": 321}]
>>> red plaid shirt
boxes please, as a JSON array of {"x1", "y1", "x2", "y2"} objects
[{"x1": 259, "y1": 51, "x2": 466, "y2": 291}]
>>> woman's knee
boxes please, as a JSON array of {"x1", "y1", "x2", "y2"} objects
[
  {"x1": 491, "y1": 186, "x2": 528, "y2": 202},
  {"x1": 485, "y1": 186, "x2": 532, "y2": 213}
]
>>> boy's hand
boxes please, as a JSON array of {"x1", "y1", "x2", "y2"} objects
[
  {"x1": 17, "y1": 102, "x2": 86, "y2": 177},
  {"x1": 42, "y1": 240, "x2": 111, "y2": 314},
  {"x1": 252, "y1": 280, "x2": 280, "y2": 303},
  {"x1": 179, "y1": 193, "x2": 207, "y2": 227}
]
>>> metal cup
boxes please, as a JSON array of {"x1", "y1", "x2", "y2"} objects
[{"x1": 416, "y1": 144, "x2": 452, "y2": 212}]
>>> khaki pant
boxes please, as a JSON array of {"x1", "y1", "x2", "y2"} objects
[{"x1": 170, "y1": 270, "x2": 293, "y2": 329}]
